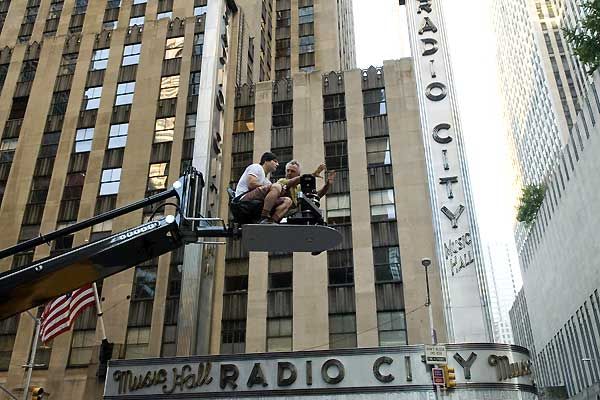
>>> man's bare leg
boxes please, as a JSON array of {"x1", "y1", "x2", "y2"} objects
[
  {"x1": 261, "y1": 183, "x2": 283, "y2": 218},
  {"x1": 272, "y1": 197, "x2": 292, "y2": 222}
]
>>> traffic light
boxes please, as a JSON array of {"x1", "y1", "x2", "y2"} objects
[
  {"x1": 31, "y1": 386, "x2": 44, "y2": 400},
  {"x1": 97, "y1": 339, "x2": 114, "y2": 380},
  {"x1": 442, "y1": 365, "x2": 456, "y2": 389}
]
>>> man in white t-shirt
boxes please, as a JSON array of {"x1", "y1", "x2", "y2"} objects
[{"x1": 234, "y1": 152, "x2": 292, "y2": 224}]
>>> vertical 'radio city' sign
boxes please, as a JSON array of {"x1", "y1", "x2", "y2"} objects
[{"x1": 404, "y1": 0, "x2": 491, "y2": 341}]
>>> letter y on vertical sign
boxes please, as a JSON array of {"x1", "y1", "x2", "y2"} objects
[{"x1": 441, "y1": 205, "x2": 465, "y2": 228}]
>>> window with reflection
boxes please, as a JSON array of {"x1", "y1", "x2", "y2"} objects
[
  {"x1": 108, "y1": 123, "x2": 128, "y2": 149},
  {"x1": 369, "y1": 189, "x2": 396, "y2": 222},
  {"x1": 373, "y1": 246, "x2": 401, "y2": 282},
  {"x1": 366, "y1": 137, "x2": 391, "y2": 166},
  {"x1": 159, "y1": 75, "x2": 180, "y2": 99},
  {"x1": 147, "y1": 163, "x2": 169, "y2": 191},
  {"x1": 363, "y1": 88, "x2": 387, "y2": 117},
  {"x1": 154, "y1": 117, "x2": 175, "y2": 143},
  {"x1": 165, "y1": 37, "x2": 184, "y2": 59},
  {"x1": 122, "y1": 44, "x2": 141, "y2": 66}
]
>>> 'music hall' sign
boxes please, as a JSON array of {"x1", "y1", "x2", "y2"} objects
[{"x1": 104, "y1": 344, "x2": 536, "y2": 399}]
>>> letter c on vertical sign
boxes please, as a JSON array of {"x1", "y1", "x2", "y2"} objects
[
  {"x1": 321, "y1": 359, "x2": 345, "y2": 384},
  {"x1": 433, "y1": 123, "x2": 452, "y2": 144},
  {"x1": 421, "y1": 38, "x2": 438, "y2": 56},
  {"x1": 373, "y1": 356, "x2": 395, "y2": 383}
]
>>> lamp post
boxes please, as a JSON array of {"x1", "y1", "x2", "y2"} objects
[{"x1": 421, "y1": 258, "x2": 437, "y2": 345}]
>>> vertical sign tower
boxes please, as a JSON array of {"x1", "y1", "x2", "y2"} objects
[{"x1": 403, "y1": 0, "x2": 492, "y2": 342}]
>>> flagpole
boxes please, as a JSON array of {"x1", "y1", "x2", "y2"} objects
[
  {"x1": 22, "y1": 311, "x2": 40, "y2": 400},
  {"x1": 92, "y1": 283, "x2": 106, "y2": 340}
]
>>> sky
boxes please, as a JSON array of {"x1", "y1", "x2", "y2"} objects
[{"x1": 352, "y1": 0, "x2": 523, "y2": 294}]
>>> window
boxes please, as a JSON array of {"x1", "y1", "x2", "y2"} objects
[
  {"x1": 115, "y1": 82, "x2": 135, "y2": 105},
  {"x1": 233, "y1": 106, "x2": 254, "y2": 133},
  {"x1": 91, "y1": 48, "x2": 109, "y2": 71},
  {"x1": 323, "y1": 94, "x2": 346, "y2": 122},
  {"x1": 99, "y1": 168, "x2": 121, "y2": 195},
  {"x1": 276, "y1": 9, "x2": 290, "y2": 27},
  {"x1": 133, "y1": 0, "x2": 147, "y2": 3},
  {"x1": 103, "y1": 20, "x2": 118, "y2": 30},
  {"x1": 193, "y1": 33, "x2": 204, "y2": 56},
  {"x1": 267, "y1": 318, "x2": 292, "y2": 352},
  {"x1": 194, "y1": 5, "x2": 207, "y2": 15},
  {"x1": 108, "y1": 123, "x2": 128, "y2": 149},
  {"x1": 299, "y1": 35, "x2": 314, "y2": 54},
  {"x1": 69, "y1": 329, "x2": 95, "y2": 366},
  {"x1": 157, "y1": 11, "x2": 171, "y2": 19},
  {"x1": 329, "y1": 314, "x2": 357, "y2": 349},
  {"x1": 188, "y1": 72, "x2": 201, "y2": 96},
  {"x1": 129, "y1": 16, "x2": 144, "y2": 26},
  {"x1": 59, "y1": 53, "x2": 78, "y2": 75},
  {"x1": 164, "y1": 37, "x2": 184, "y2": 59},
  {"x1": 363, "y1": 88, "x2": 387, "y2": 117},
  {"x1": 159, "y1": 75, "x2": 180, "y2": 99},
  {"x1": 327, "y1": 194, "x2": 351, "y2": 224},
  {"x1": 154, "y1": 117, "x2": 175, "y2": 143},
  {"x1": 83, "y1": 86, "x2": 102, "y2": 110},
  {"x1": 221, "y1": 320, "x2": 246, "y2": 354},
  {"x1": 272, "y1": 101, "x2": 292, "y2": 128},
  {"x1": 124, "y1": 327, "x2": 150, "y2": 359},
  {"x1": 299, "y1": 6, "x2": 314, "y2": 24},
  {"x1": 132, "y1": 265, "x2": 157, "y2": 299},
  {"x1": 377, "y1": 311, "x2": 406, "y2": 346},
  {"x1": 324, "y1": 141, "x2": 348, "y2": 170},
  {"x1": 147, "y1": 163, "x2": 169, "y2": 191},
  {"x1": 122, "y1": 44, "x2": 141, "y2": 66},
  {"x1": 369, "y1": 189, "x2": 395, "y2": 222},
  {"x1": 276, "y1": 39, "x2": 291, "y2": 57},
  {"x1": 328, "y1": 250, "x2": 354, "y2": 285},
  {"x1": 366, "y1": 137, "x2": 391, "y2": 166},
  {"x1": 373, "y1": 246, "x2": 401, "y2": 282},
  {"x1": 268, "y1": 255, "x2": 292, "y2": 289},
  {"x1": 75, "y1": 128, "x2": 94, "y2": 153},
  {"x1": 0, "y1": 138, "x2": 17, "y2": 152},
  {"x1": 50, "y1": 90, "x2": 69, "y2": 115}
]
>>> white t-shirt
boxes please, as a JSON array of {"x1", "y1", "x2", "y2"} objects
[{"x1": 235, "y1": 163, "x2": 270, "y2": 197}]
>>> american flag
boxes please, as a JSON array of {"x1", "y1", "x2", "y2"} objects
[{"x1": 40, "y1": 284, "x2": 96, "y2": 343}]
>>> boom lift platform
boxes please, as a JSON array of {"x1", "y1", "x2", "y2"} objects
[{"x1": 0, "y1": 168, "x2": 341, "y2": 320}]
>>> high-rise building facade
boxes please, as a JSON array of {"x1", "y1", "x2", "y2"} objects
[
  {"x1": 484, "y1": 241, "x2": 520, "y2": 344},
  {"x1": 0, "y1": 0, "x2": 451, "y2": 398},
  {"x1": 493, "y1": 0, "x2": 565, "y2": 192},
  {"x1": 495, "y1": 0, "x2": 600, "y2": 398}
]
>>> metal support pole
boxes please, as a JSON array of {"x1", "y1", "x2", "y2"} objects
[
  {"x1": 92, "y1": 283, "x2": 106, "y2": 340},
  {"x1": 424, "y1": 266, "x2": 435, "y2": 345},
  {"x1": 422, "y1": 258, "x2": 440, "y2": 399},
  {"x1": 22, "y1": 311, "x2": 40, "y2": 400},
  {"x1": 0, "y1": 384, "x2": 18, "y2": 400}
]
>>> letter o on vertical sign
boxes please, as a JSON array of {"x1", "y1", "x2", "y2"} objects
[
  {"x1": 433, "y1": 123, "x2": 453, "y2": 144},
  {"x1": 426, "y1": 82, "x2": 447, "y2": 101},
  {"x1": 321, "y1": 359, "x2": 345, "y2": 384}
]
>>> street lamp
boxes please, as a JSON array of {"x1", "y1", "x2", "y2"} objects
[{"x1": 421, "y1": 258, "x2": 437, "y2": 345}]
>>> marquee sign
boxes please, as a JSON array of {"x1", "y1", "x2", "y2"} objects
[
  {"x1": 404, "y1": 0, "x2": 492, "y2": 341},
  {"x1": 104, "y1": 344, "x2": 535, "y2": 398}
]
